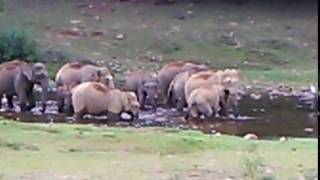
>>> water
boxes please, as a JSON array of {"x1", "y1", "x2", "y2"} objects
[{"x1": 0, "y1": 92, "x2": 317, "y2": 139}]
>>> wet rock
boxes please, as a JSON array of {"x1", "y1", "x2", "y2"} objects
[
  {"x1": 94, "y1": 16, "x2": 102, "y2": 22},
  {"x1": 250, "y1": 93, "x2": 262, "y2": 100},
  {"x1": 120, "y1": 112, "x2": 132, "y2": 120},
  {"x1": 70, "y1": 20, "x2": 82, "y2": 25},
  {"x1": 229, "y1": 22, "x2": 239, "y2": 27},
  {"x1": 304, "y1": 128, "x2": 314, "y2": 133},
  {"x1": 187, "y1": 10, "x2": 193, "y2": 16},
  {"x1": 243, "y1": 133, "x2": 258, "y2": 140},
  {"x1": 115, "y1": 33, "x2": 125, "y2": 40}
]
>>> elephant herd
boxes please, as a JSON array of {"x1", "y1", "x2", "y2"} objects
[{"x1": 0, "y1": 59, "x2": 241, "y2": 121}]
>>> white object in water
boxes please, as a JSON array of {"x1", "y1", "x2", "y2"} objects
[
  {"x1": 310, "y1": 85, "x2": 317, "y2": 94},
  {"x1": 120, "y1": 112, "x2": 132, "y2": 120}
]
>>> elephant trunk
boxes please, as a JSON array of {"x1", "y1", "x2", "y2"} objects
[
  {"x1": 40, "y1": 79, "x2": 49, "y2": 113},
  {"x1": 148, "y1": 96, "x2": 158, "y2": 112},
  {"x1": 232, "y1": 100, "x2": 239, "y2": 117}
]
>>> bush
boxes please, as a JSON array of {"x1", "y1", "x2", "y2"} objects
[{"x1": 0, "y1": 29, "x2": 40, "y2": 63}]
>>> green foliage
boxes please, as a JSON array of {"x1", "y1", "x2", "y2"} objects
[
  {"x1": 243, "y1": 156, "x2": 264, "y2": 180},
  {"x1": 0, "y1": 29, "x2": 40, "y2": 63}
]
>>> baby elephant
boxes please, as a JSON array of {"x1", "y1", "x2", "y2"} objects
[
  {"x1": 187, "y1": 85, "x2": 225, "y2": 119},
  {"x1": 71, "y1": 82, "x2": 140, "y2": 121},
  {"x1": 123, "y1": 70, "x2": 159, "y2": 111}
]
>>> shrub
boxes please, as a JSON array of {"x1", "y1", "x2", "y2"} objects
[{"x1": 0, "y1": 29, "x2": 40, "y2": 63}]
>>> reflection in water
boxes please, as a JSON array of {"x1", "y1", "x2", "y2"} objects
[{"x1": 0, "y1": 93, "x2": 317, "y2": 138}]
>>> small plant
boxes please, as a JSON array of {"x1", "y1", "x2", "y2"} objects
[
  {"x1": 243, "y1": 156, "x2": 264, "y2": 180},
  {"x1": 0, "y1": 29, "x2": 40, "y2": 63}
]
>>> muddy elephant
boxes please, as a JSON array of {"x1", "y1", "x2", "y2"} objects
[
  {"x1": 184, "y1": 69, "x2": 241, "y2": 117},
  {"x1": 55, "y1": 61, "x2": 115, "y2": 113},
  {"x1": 123, "y1": 70, "x2": 159, "y2": 111},
  {"x1": 71, "y1": 82, "x2": 140, "y2": 121},
  {"x1": 157, "y1": 61, "x2": 207, "y2": 101},
  {"x1": 187, "y1": 85, "x2": 225, "y2": 119},
  {"x1": 0, "y1": 60, "x2": 49, "y2": 112},
  {"x1": 167, "y1": 70, "x2": 197, "y2": 111}
]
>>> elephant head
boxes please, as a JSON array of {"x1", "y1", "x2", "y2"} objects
[
  {"x1": 121, "y1": 91, "x2": 140, "y2": 119},
  {"x1": 19, "y1": 62, "x2": 49, "y2": 112},
  {"x1": 217, "y1": 69, "x2": 241, "y2": 117},
  {"x1": 97, "y1": 67, "x2": 115, "y2": 88},
  {"x1": 139, "y1": 73, "x2": 160, "y2": 111}
]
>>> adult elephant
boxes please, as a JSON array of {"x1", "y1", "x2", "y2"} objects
[
  {"x1": 123, "y1": 70, "x2": 159, "y2": 112},
  {"x1": 157, "y1": 61, "x2": 207, "y2": 104},
  {"x1": 184, "y1": 69, "x2": 241, "y2": 117},
  {"x1": 0, "y1": 60, "x2": 49, "y2": 112},
  {"x1": 55, "y1": 61, "x2": 115, "y2": 114}
]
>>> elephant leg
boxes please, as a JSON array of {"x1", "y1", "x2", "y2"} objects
[
  {"x1": 74, "y1": 110, "x2": 85, "y2": 122},
  {"x1": 232, "y1": 103, "x2": 239, "y2": 117},
  {"x1": 138, "y1": 89, "x2": 147, "y2": 110},
  {"x1": 19, "y1": 91, "x2": 29, "y2": 112},
  {"x1": 107, "y1": 111, "x2": 121, "y2": 122},
  {"x1": 218, "y1": 101, "x2": 227, "y2": 117},
  {"x1": 150, "y1": 98, "x2": 157, "y2": 112},
  {"x1": 0, "y1": 94, "x2": 3, "y2": 110},
  {"x1": 64, "y1": 94, "x2": 74, "y2": 116},
  {"x1": 26, "y1": 91, "x2": 36, "y2": 111},
  {"x1": 57, "y1": 96, "x2": 65, "y2": 113},
  {"x1": 7, "y1": 95, "x2": 14, "y2": 110}
]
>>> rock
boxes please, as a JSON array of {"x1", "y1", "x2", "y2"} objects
[
  {"x1": 94, "y1": 16, "x2": 102, "y2": 21},
  {"x1": 187, "y1": 10, "x2": 194, "y2": 16},
  {"x1": 115, "y1": 33, "x2": 125, "y2": 40},
  {"x1": 229, "y1": 22, "x2": 238, "y2": 27},
  {"x1": 279, "y1": 136, "x2": 287, "y2": 142},
  {"x1": 243, "y1": 133, "x2": 258, "y2": 140},
  {"x1": 250, "y1": 93, "x2": 262, "y2": 100},
  {"x1": 304, "y1": 128, "x2": 314, "y2": 133},
  {"x1": 70, "y1": 20, "x2": 82, "y2": 25},
  {"x1": 310, "y1": 85, "x2": 317, "y2": 94},
  {"x1": 215, "y1": 132, "x2": 222, "y2": 136}
]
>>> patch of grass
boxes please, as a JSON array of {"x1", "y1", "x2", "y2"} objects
[
  {"x1": 0, "y1": 0, "x2": 316, "y2": 87},
  {"x1": 0, "y1": 139, "x2": 39, "y2": 151},
  {"x1": 242, "y1": 155, "x2": 264, "y2": 179},
  {"x1": 0, "y1": 120, "x2": 317, "y2": 179}
]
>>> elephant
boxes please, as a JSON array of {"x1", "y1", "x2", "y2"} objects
[
  {"x1": 167, "y1": 70, "x2": 197, "y2": 111},
  {"x1": 157, "y1": 61, "x2": 207, "y2": 102},
  {"x1": 184, "y1": 69, "x2": 241, "y2": 117},
  {"x1": 187, "y1": 84, "x2": 225, "y2": 119},
  {"x1": 55, "y1": 61, "x2": 115, "y2": 114},
  {"x1": 71, "y1": 82, "x2": 140, "y2": 121},
  {"x1": 0, "y1": 60, "x2": 49, "y2": 113},
  {"x1": 123, "y1": 70, "x2": 159, "y2": 112}
]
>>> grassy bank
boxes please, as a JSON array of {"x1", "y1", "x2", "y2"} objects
[
  {"x1": 0, "y1": 0, "x2": 317, "y2": 87},
  {"x1": 0, "y1": 120, "x2": 317, "y2": 179}
]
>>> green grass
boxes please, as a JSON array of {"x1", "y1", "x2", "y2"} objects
[
  {"x1": 0, "y1": 0, "x2": 317, "y2": 87},
  {"x1": 0, "y1": 120, "x2": 317, "y2": 179}
]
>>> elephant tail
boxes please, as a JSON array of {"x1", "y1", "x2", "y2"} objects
[{"x1": 166, "y1": 83, "x2": 174, "y2": 105}]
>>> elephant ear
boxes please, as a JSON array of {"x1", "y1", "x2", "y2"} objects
[{"x1": 20, "y1": 63, "x2": 33, "y2": 81}]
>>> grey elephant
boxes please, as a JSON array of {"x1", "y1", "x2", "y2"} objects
[
  {"x1": 55, "y1": 61, "x2": 115, "y2": 114},
  {"x1": 157, "y1": 61, "x2": 207, "y2": 103},
  {"x1": 167, "y1": 70, "x2": 198, "y2": 111},
  {"x1": 123, "y1": 70, "x2": 159, "y2": 112},
  {"x1": 0, "y1": 60, "x2": 49, "y2": 113}
]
